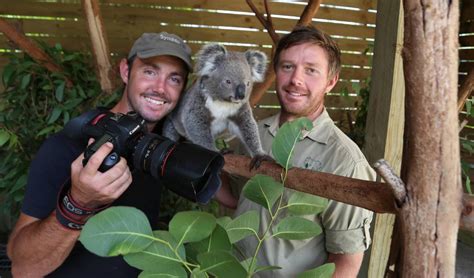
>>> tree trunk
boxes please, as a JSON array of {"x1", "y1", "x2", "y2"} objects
[{"x1": 400, "y1": 0, "x2": 462, "y2": 276}]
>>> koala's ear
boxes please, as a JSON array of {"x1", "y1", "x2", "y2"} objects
[
  {"x1": 195, "y1": 44, "x2": 227, "y2": 76},
  {"x1": 245, "y1": 50, "x2": 267, "y2": 82}
]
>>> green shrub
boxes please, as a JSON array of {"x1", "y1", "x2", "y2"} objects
[{"x1": 0, "y1": 41, "x2": 120, "y2": 229}]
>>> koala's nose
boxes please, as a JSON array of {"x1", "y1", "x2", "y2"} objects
[{"x1": 236, "y1": 84, "x2": 246, "y2": 100}]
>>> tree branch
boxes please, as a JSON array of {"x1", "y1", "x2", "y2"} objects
[
  {"x1": 246, "y1": 0, "x2": 279, "y2": 45},
  {"x1": 223, "y1": 154, "x2": 474, "y2": 232},
  {"x1": 0, "y1": 18, "x2": 64, "y2": 75},
  {"x1": 81, "y1": 0, "x2": 115, "y2": 94},
  {"x1": 457, "y1": 66, "x2": 474, "y2": 113},
  {"x1": 373, "y1": 159, "x2": 407, "y2": 206}
]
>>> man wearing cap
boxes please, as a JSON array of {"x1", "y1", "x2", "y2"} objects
[{"x1": 7, "y1": 32, "x2": 193, "y2": 277}]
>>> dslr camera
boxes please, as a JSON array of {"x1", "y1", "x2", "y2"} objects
[{"x1": 64, "y1": 109, "x2": 224, "y2": 204}]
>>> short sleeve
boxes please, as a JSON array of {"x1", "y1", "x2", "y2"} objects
[
  {"x1": 21, "y1": 132, "x2": 83, "y2": 219},
  {"x1": 321, "y1": 160, "x2": 375, "y2": 254}
]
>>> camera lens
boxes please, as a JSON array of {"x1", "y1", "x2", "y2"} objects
[{"x1": 132, "y1": 134, "x2": 224, "y2": 204}]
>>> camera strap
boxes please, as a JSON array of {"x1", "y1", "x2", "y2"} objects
[{"x1": 55, "y1": 180, "x2": 110, "y2": 230}]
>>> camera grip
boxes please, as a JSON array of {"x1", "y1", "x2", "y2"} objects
[{"x1": 82, "y1": 135, "x2": 120, "y2": 172}]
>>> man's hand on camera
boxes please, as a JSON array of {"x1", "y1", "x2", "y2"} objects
[{"x1": 70, "y1": 140, "x2": 132, "y2": 209}]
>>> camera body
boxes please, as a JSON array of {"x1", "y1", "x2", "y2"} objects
[
  {"x1": 64, "y1": 109, "x2": 224, "y2": 204},
  {"x1": 82, "y1": 112, "x2": 146, "y2": 172}
]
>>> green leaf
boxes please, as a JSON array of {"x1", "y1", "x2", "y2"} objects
[
  {"x1": 20, "y1": 74, "x2": 31, "y2": 90},
  {"x1": 297, "y1": 263, "x2": 335, "y2": 278},
  {"x1": 47, "y1": 107, "x2": 62, "y2": 124},
  {"x1": 55, "y1": 81, "x2": 65, "y2": 102},
  {"x1": 273, "y1": 216, "x2": 322, "y2": 240},
  {"x1": 198, "y1": 250, "x2": 247, "y2": 278},
  {"x1": 79, "y1": 206, "x2": 154, "y2": 257},
  {"x1": 466, "y1": 175, "x2": 472, "y2": 194},
  {"x1": 466, "y1": 101, "x2": 472, "y2": 116},
  {"x1": 138, "y1": 267, "x2": 187, "y2": 278},
  {"x1": 225, "y1": 210, "x2": 259, "y2": 243},
  {"x1": 10, "y1": 174, "x2": 27, "y2": 193},
  {"x1": 0, "y1": 130, "x2": 10, "y2": 147},
  {"x1": 272, "y1": 118, "x2": 313, "y2": 169},
  {"x1": 287, "y1": 191, "x2": 328, "y2": 215},
  {"x1": 2, "y1": 63, "x2": 15, "y2": 87},
  {"x1": 187, "y1": 224, "x2": 232, "y2": 263},
  {"x1": 37, "y1": 125, "x2": 56, "y2": 137},
  {"x1": 242, "y1": 174, "x2": 283, "y2": 211},
  {"x1": 240, "y1": 258, "x2": 281, "y2": 275},
  {"x1": 169, "y1": 211, "x2": 216, "y2": 244},
  {"x1": 124, "y1": 230, "x2": 185, "y2": 272},
  {"x1": 217, "y1": 216, "x2": 232, "y2": 228},
  {"x1": 190, "y1": 267, "x2": 207, "y2": 278}
]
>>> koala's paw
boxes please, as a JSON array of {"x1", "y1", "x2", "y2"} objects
[
  {"x1": 220, "y1": 148, "x2": 234, "y2": 155},
  {"x1": 249, "y1": 154, "x2": 274, "y2": 171}
]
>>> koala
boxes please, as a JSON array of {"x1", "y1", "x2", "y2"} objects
[{"x1": 163, "y1": 43, "x2": 270, "y2": 167}]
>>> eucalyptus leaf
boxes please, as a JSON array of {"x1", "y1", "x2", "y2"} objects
[
  {"x1": 47, "y1": 107, "x2": 62, "y2": 124},
  {"x1": 198, "y1": 250, "x2": 247, "y2": 278},
  {"x1": 186, "y1": 224, "x2": 232, "y2": 264},
  {"x1": 190, "y1": 267, "x2": 207, "y2": 278},
  {"x1": 287, "y1": 191, "x2": 328, "y2": 215},
  {"x1": 169, "y1": 211, "x2": 216, "y2": 244},
  {"x1": 273, "y1": 216, "x2": 322, "y2": 240},
  {"x1": 55, "y1": 81, "x2": 65, "y2": 102},
  {"x1": 225, "y1": 210, "x2": 259, "y2": 243},
  {"x1": 20, "y1": 74, "x2": 31, "y2": 90},
  {"x1": 272, "y1": 118, "x2": 313, "y2": 169},
  {"x1": 124, "y1": 230, "x2": 185, "y2": 272},
  {"x1": 2, "y1": 63, "x2": 15, "y2": 86},
  {"x1": 0, "y1": 130, "x2": 10, "y2": 147},
  {"x1": 79, "y1": 206, "x2": 154, "y2": 257},
  {"x1": 254, "y1": 265, "x2": 282, "y2": 274},
  {"x1": 217, "y1": 216, "x2": 232, "y2": 228},
  {"x1": 297, "y1": 263, "x2": 335, "y2": 278},
  {"x1": 242, "y1": 174, "x2": 283, "y2": 211}
]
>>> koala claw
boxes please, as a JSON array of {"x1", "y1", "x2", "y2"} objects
[
  {"x1": 220, "y1": 148, "x2": 234, "y2": 155},
  {"x1": 249, "y1": 154, "x2": 274, "y2": 171}
]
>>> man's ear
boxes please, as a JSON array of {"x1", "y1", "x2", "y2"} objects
[
  {"x1": 119, "y1": 58, "x2": 130, "y2": 84},
  {"x1": 326, "y1": 73, "x2": 339, "y2": 93}
]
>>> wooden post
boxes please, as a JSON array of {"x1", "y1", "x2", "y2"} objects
[
  {"x1": 400, "y1": 0, "x2": 462, "y2": 276},
  {"x1": 81, "y1": 0, "x2": 115, "y2": 94},
  {"x1": 362, "y1": 1, "x2": 404, "y2": 277}
]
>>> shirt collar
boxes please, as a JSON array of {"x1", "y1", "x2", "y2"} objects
[{"x1": 263, "y1": 109, "x2": 333, "y2": 145}]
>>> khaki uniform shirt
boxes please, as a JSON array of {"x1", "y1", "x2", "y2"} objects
[{"x1": 233, "y1": 110, "x2": 375, "y2": 277}]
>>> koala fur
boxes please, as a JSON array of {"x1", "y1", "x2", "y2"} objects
[{"x1": 163, "y1": 43, "x2": 267, "y2": 158}]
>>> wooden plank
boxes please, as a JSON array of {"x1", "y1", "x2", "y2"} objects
[
  {"x1": 460, "y1": 49, "x2": 474, "y2": 60},
  {"x1": 0, "y1": 35, "x2": 372, "y2": 69},
  {"x1": 101, "y1": 0, "x2": 378, "y2": 11},
  {"x1": 362, "y1": 1, "x2": 404, "y2": 277},
  {"x1": 0, "y1": 3, "x2": 376, "y2": 35},
  {"x1": 460, "y1": 62, "x2": 474, "y2": 74},
  {"x1": 461, "y1": 4, "x2": 474, "y2": 22},
  {"x1": 460, "y1": 21, "x2": 474, "y2": 34},
  {"x1": 460, "y1": 35, "x2": 474, "y2": 47}
]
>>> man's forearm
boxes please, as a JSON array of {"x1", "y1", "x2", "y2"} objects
[
  {"x1": 327, "y1": 252, "x2": 364, "y2": 278},
  {"x1": 8, "y1": 212, "x2": 80, "y2": 277}
]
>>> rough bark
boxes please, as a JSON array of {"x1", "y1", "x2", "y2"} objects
[
  {"x1": 400, "y1": 0, "x2": 462, "y2": 277},
  {"x1": 81, "y1": 0, "x2": 115, "y2": 94}
]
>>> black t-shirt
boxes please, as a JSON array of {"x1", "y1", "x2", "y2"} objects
[{"x1": 21, "y1": 131, "x2": 163, "y2": 277}]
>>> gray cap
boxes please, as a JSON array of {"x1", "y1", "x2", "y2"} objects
[{"x1": 128, "y1": 32, "x2": 192, "y2": 72}]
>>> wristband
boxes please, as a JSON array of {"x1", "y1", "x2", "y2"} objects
[{"x1": 55, "y1": 181, "x2": 110, "y2": 230}]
